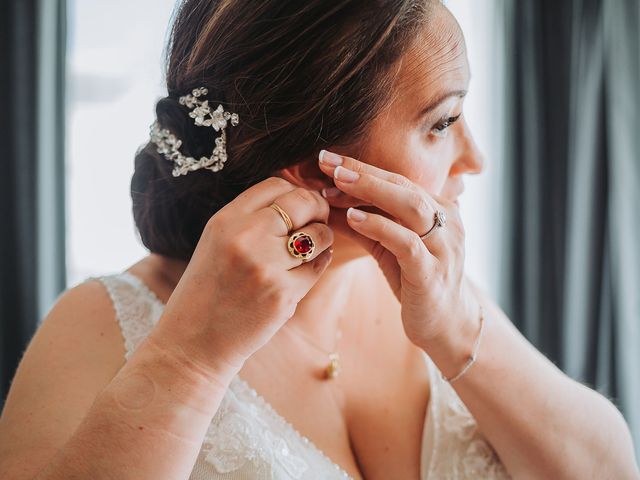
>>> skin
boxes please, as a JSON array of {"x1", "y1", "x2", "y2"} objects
[
  {"x1": 81, "y1": 5, "x2": 477, "y2": 479},
  {"x1": 1, "y1": 3, "x2": 637, "y2": 480},
  {"x1": 127, "y1": 4, "x2": 482, "y2": 478}
]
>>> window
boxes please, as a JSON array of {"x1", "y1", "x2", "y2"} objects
[{"x1": 66, "y1": 0, "x2": 178, "y2": 285}]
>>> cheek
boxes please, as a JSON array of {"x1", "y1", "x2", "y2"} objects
[
  {"x1": 363, "y1": 130, "x2": 450, "y2": 195},
  {"x1": 394, "y1": 135, "x2": 450, "y2": 195}
]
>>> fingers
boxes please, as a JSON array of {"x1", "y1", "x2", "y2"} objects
[
  {"x1": 231, "y1": 175, "x2": 332, "y2": 237},
  {"x1": 318, "y1": 150, "x2": 446, "y2": 232},
  {"x1": 281, "y1": 223, "x2": 333, "y2": 270},
  {"x1": 239, "y1": 174, "x2": 365, "y2": 215},
  {"x1": 232, "y1": 175, "x2": 336, "y2": 279},
  {"x1": 273, "y1": 219, "x2": 335, "y2": 296},
  {"x1": 330, "y1": 165, "x2": 455, "y2": 262},
  {"x1": 263, "y1": 186, "x2": 330, "y2": 235},
  {"x1": 316, "y1": 150, "x2": 461, "y2": 259},
  {"x1": 284, "y1": 247, "x2": 334, "y2": 305},
  {"x1": 318, "y1": 150, "x2": 423, "y2": 195},
  {"x1": 343, "y1": 207, "x2": 437, "y2": 287},
  {"x1": 320, "y1": 186, "x2": 374, "y2": 209},
  {"x1": 251, "y1": 207, "x2": 334, "y2": 268},
  {"x1": 228, "y1": 176, "x2": 298, "y2": 213},
  {"x1": 332, "y1": 165, "x2": 440, "y2": 235}
]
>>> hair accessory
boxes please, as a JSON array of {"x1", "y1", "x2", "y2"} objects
[
  {"x1": 420, "y1": 210, "x2": 447, "y2": 240},
  {"x1": 441, "y1": 304, "x2": 485, "y2": 384},
  {"x1": 149, "y1": 87, "x2": 240, "y2": 177}
]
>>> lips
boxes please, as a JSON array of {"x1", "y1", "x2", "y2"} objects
[{"x1": 437, "y1": 184, "x2": 464, "y2": 204}]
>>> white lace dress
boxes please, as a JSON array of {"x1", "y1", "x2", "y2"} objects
[{"x1": 88, "y1": 271, "x2": 511, "y2": 479}]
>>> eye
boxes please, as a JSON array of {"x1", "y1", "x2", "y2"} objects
[{"x1": 430, "y1": 113, "x2": 462, "y2": 138}]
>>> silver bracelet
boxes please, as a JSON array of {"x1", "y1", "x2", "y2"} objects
[{"x1": 441, "y1": 304, "x2": 485, "y2": 384}]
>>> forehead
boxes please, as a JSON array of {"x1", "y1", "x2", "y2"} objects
[{"x1": 389, "y1": 5, "x2": 469, "y2": 112}]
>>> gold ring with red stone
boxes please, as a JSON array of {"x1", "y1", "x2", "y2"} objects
[{"x1": 287, "y1": 231, "x2": 316, "y2": 262}]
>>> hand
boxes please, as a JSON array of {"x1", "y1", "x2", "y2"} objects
[
  {"x1": 318, "y1": 150, "x2": 479, "y2": 348},
  {"x1": 151, "y1": 177, "x2": 335, "y2": 384}
]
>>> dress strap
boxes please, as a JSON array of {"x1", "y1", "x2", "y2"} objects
[{"x1": 88, "y1": 271, "x2": 164, "y2": 361}]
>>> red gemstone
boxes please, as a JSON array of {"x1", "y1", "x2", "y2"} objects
[{"x1": 293, "y1": 235, "x2": 313, "y2": 253}]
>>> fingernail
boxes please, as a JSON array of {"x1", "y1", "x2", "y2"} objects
[
  {"x1": 319, "y1": 150, "x2": 343, "y2": 167},
  {"x1": 334, "y1": 165, "x2": 359, "y2": 183},
  {"x1": 321, "y1": 186, "x2": 342, "y2": 198},
  {"x1": 347, "y1": 207, "x2": 367, "y2": 222}
]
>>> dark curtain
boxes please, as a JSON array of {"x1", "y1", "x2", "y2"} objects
[
  {"x1": 499, "y1": 0, "x2": 640, "y2": 458},
  {"x1": 0, "y1": 0, "x2": 67, "y2": 408}
]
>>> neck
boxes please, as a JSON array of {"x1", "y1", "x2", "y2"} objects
[{"x1": 284, "y1": 251, "x2": 363, "y2": 340}]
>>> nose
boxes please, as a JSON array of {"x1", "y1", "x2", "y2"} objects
[{"x1": 451, "y1": 117, "x2": 484, "y2": 176}]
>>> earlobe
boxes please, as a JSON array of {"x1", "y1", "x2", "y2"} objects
[{"x1": 277, "y1": 158, "x2": 335, "y2": 191}]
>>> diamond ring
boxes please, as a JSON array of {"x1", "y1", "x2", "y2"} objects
[{"x1": 420, "y1": 211, "x2": 447, "y2": 240}]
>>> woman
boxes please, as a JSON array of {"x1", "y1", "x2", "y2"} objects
[{"x1": 0, "y1": 0, "x2": 638, "y2": 478}]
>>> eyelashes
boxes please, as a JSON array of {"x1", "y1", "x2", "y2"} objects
[{"x1": 430, "y1": 113, "x2": 462, "y2": 138}]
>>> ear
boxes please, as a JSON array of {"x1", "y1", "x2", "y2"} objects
[{"x1": 274, "y1": 156, "x2": 335, "y2": 191}]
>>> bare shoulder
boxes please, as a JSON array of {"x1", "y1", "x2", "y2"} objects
[
  {"x1": 0, "y1": 277, "x2": 127, "y2": 479},
  {"x1": 32, "y1": 277, "x2": 128, "y2": 369}
]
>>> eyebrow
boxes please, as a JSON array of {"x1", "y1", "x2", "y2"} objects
[{"x1": 416, "y1": 89, "x2": 468, "y2": 120}]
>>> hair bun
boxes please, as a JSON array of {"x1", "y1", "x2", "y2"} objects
[
  {"x1": 153, "y1": 95, "x2": 217, "y2": 163},
  {"x1": 131, "y1": 94, "x2": 228, "y2": 260}
]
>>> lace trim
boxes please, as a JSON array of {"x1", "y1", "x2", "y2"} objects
[
  {"x1": 94, "y1": 271, "x2": 509, "y2": 479},
  {"x1": 202, "y1": 378, "x2": 353, "y2": 479},
  {"x1": 202, "y1": 389, "x2": 306, "y2": 478},
  {"x1": 93, "y1": 271, "x2": 353, "y2": 479},
  {"x1": 90, "y1": 272, "x2": 163, "y2": 361},
  {"x1": 120, "y1": 270, "x2": 166, "y2": 307},
  {"x1": 423, "y1": 355, "x2": 512, "y2": 479},
  {"x1": 227, "y1": 376, "x2": 353, "y2": 479}
]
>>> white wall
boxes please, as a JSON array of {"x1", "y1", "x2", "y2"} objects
[{"x1": 66, "y1": 0, "x2": 178, "y2": 286}]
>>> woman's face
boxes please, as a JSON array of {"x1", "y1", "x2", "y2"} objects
[
  {"x1": 282, "y1": 5, "x2": 484, "y2": 262},
  {"x1": 359, "y1": 4, "x2": 484, "y2": 204}
]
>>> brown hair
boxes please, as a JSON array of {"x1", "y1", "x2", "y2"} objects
[{"x1": 131, "y1": 0, "x2": 433, "y2": 260}]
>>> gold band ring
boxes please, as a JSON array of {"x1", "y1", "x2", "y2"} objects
[{"x1": 270, "y1": 202, "x2": 293, "y2": 233}]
